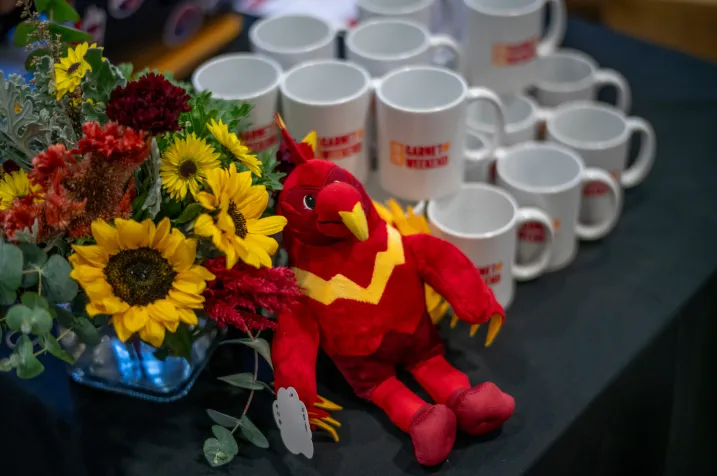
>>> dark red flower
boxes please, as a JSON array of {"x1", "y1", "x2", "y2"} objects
[
  {"x1": 202, "y1": 257, "x2": 302, "y2": 333},
  {"x1": 105, "y1": 73, "x2": 191, "y2": 135},
  {"x1": 30, "y1": 144, "x2": 76, "y2": 183}
]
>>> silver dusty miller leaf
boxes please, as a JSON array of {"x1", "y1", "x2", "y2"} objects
[
  {"x1": 0, "y1": 73, "x2": 49, "y2": 168},
  {"x1": 141, "y1": 138, "x2": 163, "y2": 219}
]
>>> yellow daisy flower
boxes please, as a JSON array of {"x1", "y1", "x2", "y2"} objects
[
  {"x1": 54, "y1": 42, "x2": 99, "y2": 100},
  {"x1": 194, "y1": 163, "x2": 286, "y2": 269},
  {"x1": 69, "y1": 218, "x2": 216, "y2": 348},
  {"x1": 0, "y1": 169, "x2": 44, "y2": 210},
  {"x1": 373, "y1": 199, "x2": 450, "y2": 324},
  {"x1": 207, "y1": 119, "x2": 263, "y2": 177},
  {"x1": 160, "y1": 133, "x2": 221, "y2": 200}
]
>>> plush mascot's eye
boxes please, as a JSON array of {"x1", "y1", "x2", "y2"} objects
[{"x1": 303, "y1": 194, "x2": 316, "y2": 210}]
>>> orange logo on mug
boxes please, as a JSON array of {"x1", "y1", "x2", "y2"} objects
[
  {"x1": 316, "y1": 129, "x2": 363, "y2": 160},
  {"x1": 240, "y1": 123, "x2": 278, "y2": 152},
  {"x1": 478, "y1": 261, "x2": 503, "y2": 285},
  {"x1": 390, "y1": 141, "x2": 450, "y2": 169},
  {"x1": 492, "y1": 37, "x2": 538, "y2": 66}
]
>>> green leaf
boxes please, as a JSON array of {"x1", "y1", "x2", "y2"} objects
[
  {"x1": 34, "y1": 0, "x2": 50, "y2": 12},
  {"x1": 212, "y1": 425, "x2": 239, "y2": 454},
  {"x1": 30, "y1": 307, "x2": 53, "y2": 335},
  {"x1": 12, "y1": 21, "x2": 35, "y2": 47},
  {"x1": 21, "y1": 291, "x2": 49, "y2": 310},
  {"x1": 81, "y1": 59, "x2": 127, "y2": 104},
  {"x1": 223, "y1": 337, "x2": 273, "y2": 370},
  {"x1": 42, "y1": 334, "x2": 75, "y2": 364},
  {"x1": 6, "y1": 305, "x2": 33, "y2": 334},
  {"x1": 218, "y1": 372, "x2": 264, "y2": 390},
  {"x1": 203, "y1": 438, "x2": 234, "y2": 467},
  {"x1": 25, "y1": 48, "x2": 52, "y2": 72},
  {"x1": 84, "y1": 47, "x2": 104, "y2": 72},
  {"x1": 41, "y1": 254, "x2": 78, "y2": 303},
  {"x1": 0, "y1": 287, "x2": 16, "y2": 306},
  {"x1": 15, "y1": 335, "x2": 45, "y2": 379},
  {"x1": 72, "y1": 317, "x2": 101, "y2": 346},
  {"x1": 19, "y1": 244, "x2": 47, "y2": 287},
  {"x1": 47, "y1": 23, "x2": 92, "y2": 43},
  {"x1": 174, "y1": 203, "x2": 204, "y2": 224},
  {"x1": 0, "y1": 240, "x2": 24, "y2": 291},
  {"x1": 0, "y1": 358, "x2": 13, "y2": 372},
  {"x1": 54, "y1": 304, "x2": 77, "y2": 328},
  {"x1": 206, "y1": 409, "x2": 240, "y2": 428},
  {"x1": 162, "y1": 323, "x2": 191, "y2": 357},
  {"x1": 48, "y1": 0, "x2": 80, "y2": 22},
  {"x1": 117, "y1": 63, "x2": 134, "y2": 80},
  {"x1": 238, "y1": 415, "x2": 269, "y2": 449}
]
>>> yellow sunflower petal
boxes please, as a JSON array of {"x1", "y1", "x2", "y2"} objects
[
  {"x1": 86, "y1": 302, "x2": 104, "y2": 317},
  {"x1": 152, "y1": 217, "x2": 171, "y2": 248},
  {"x1": 245, "y1": 233, "x2": 279, "y2": 255},
  {"x1": 148, "y1": 299, "x2": 179, "y2": 323},
  {"x1": 194, "y1": 214, "x2": 217, "y2": 238},
  {"x1": 91, "y1": 220, "x2": 120, "y2": 254},
  {"x1": 197, "y1": 192, "x2": 217, "y2": 211},
  {"x1": 180, "y1": 265, "x2": 216, "y2": 282},
  {"x1": 168, "y1": 289, "x2": 205, "y2": 309},
  {"x1": 71, "y1": 245, "x2": 109, "y2": 268},
  {"x1": 139, "y1": 318, "x2": 165, "y2": 348},
  {"x1": 169, "y1": 238, "x2": 197, "y2": 273},
  {"x1": 122, "y1": 306, "x2": 149, "y2": 333},
  {"x1": 234, "y1": 185, "x2": 268, "y2": 220},
  {"x1": 70, "y1": 264, "x2": 106, "y2": 283},
  {"x1": 246, "y1": 216, "x2": 287, "y2": 236},
  {"x1": 113, "y1": 317, "x2": 134, "y2": 342},
  {"x1": 172, "y1": 277, "x2": 205, "y2": 295},
  {"x1": 102, "y1": 295, "x2": 130, "y2": 314},
  {"x1": 115, "y1": 219, "x2": 151, "y2": 249},
  {"x1": 176, "y1": 307, "x2": 199, "y2": 325}
]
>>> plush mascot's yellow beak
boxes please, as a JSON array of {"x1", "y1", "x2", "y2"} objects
[{"x1": 339, "y1": 202, "x2": 369, "y2": 242}]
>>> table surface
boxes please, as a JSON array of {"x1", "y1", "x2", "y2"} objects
[{"x1": 5, "y1": 17, "x2": 717, "y2": 476}]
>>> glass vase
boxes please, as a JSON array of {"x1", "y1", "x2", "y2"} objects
[{"x1": 62, "y1": 323, "x2": 222, "y2": 402}]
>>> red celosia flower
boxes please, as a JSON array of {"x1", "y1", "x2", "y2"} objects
[
  {"x1": 202, "y1": 257, "x2": 302, "y2": 333},
  {"x1": 30, "y1": 144, "x2": 76, "y2": 183},
  {"x1": 105, "y1": 73, "x2": 191, "y2": 135}
]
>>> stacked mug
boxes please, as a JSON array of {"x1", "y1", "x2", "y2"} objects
[{"x1": 191, "y1": 0, "x2": 657, "y2": 311}]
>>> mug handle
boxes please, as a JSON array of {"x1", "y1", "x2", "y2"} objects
[
  {"x1": 464, "y1": 87, "x2": 507, "y2": 163},
  {"x1": 537, "y1": 0, "x2": 567, "y2": 57},
  {"x1": 594, "y1": 68, "x2": 632, "y2": 113},
  {"x1": 513, "y1": 207, "x2": 555, "y2": 281},
  {"x1": 429, "y1": 34, "x2": 464, "y2": 73},
  {"x1": 621, "y1": 117, "x2": 656, "y2": 188},
  {"x1": 576, "y1": 168, "x2": 623, "y2": 241}
]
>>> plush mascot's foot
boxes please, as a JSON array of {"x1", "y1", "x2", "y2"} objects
[
  {"x1": 409, "y1": 404, "x2": 456, "y2": 466},
  {"x1": 446, "y1": 382, "x2": 515, "y2": 436}
]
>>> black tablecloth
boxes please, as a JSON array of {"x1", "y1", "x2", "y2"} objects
[{"x1": 2, "y1": 17, "x2": 717, "y2": 476}]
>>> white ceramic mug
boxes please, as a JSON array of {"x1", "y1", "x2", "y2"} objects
[
  {"x1": 374, "y1": 66, "x2": 506, "y2": 201},
  {"x1": 249, "y1": 14, "x2": 338, "y2": 71},
  {"x1": 427, "y1": 183, "x2": 555, "y2": 308},
  {"x1": 464, "y1": 131, "x2": 496, "y2": 183},
  {"x1": 280, "y1": 60, "x2": 372, "y2": 183},
  {"x1": 545, "y1": 101, "x2": 656, "y2": 224},
  {"x1": 356, "y1": 0, "x2": 435, "y2": 26},
  {"x1": 535, "y1": 49, "x2": 631, "y2": 112},
  {"x1": 462, "y1": 0, "x2": 566, "y2": 94},
  {"x1": 346, "y1": 18, "x2": 463, "y2": 160},
  {"x1": 467, "y1": 93, "x2": 547, "y2": 146},
  {"x1": 496, "y1": 142, "x2": 622, "y2": 271},
  {"x1": 192, "y1": 53, "x2": 283, "y2": 153}
]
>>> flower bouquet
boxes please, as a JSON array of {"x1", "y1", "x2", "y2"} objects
[{"x1": 0, "y1": 0, "x2": 300, "y2": 408}]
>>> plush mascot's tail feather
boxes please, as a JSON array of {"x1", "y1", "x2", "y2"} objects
[{"x1": 275, "y1": 113, "x2": 317, "y2": 165}]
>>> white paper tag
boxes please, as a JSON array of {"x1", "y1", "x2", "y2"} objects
[{"x1": 273, "y1": 387, "x2": 314, "y2": 459}]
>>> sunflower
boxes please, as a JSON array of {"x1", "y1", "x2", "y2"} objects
[
  {"x1": 373, "y1": 199, "x2": 450, "y2": 324},
  {"x1": 54, "y1": 42, "x2": 99, "y2": 100},
  {"x1": 0, "y1": 169, "x2": 44, "y2": 210},
  {"x1": 160, "y1": 134, "x2": 220, "y2": 200},
  {"x1": 207, "y1": 119, "x2": 263, "y2": 177},
  {"x1": 194, "y1": 163, "x2": 286, "y2": 269},
  {"x1": 69, "y1": 218, "x2": 216, "y2": 348}
]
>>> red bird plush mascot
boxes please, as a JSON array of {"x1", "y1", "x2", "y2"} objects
[{"x1": 272, "y1": 115, "x2": 515, "y2": 466}]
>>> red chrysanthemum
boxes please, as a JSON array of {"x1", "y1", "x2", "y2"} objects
[
  {"x1": 105, "y1": 73, "x2": 191, "y2": 135},
  {"x1": 202, "y1": 257, "x2": 302, "y2": 333}
]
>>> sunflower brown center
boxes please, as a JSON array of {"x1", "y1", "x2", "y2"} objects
[
  {"x1": 67, "y1": 62, "x2": 81, "y2": 74},
  {"x1": 105, "y1": 248, "x2": 177, "y2": 306},
  {"x1": 228, "y1": 201, "x2": 248, "y2": 238},
  {"x1": 179, "y1": 159, "x2": 198, "y2": 178}
]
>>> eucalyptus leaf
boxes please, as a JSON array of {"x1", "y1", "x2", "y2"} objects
[
  {"x1": 41, "y1": 255, "x2": 78, "y2": 303},
  {"x1": 48, "y1": 0, "x2": 80, "y2": 22},
  {"x1": 0, "y1": 358, "x2": 12, "y2": 372},
  {"x1": 42, "y1": 334, "x2": 75, "y2": 364},
  {"x1": 218, "y1": 372, "x2": 265, "y2": 390},
  {"x1": 238, "y1": 415, "x2": 269, "y2": 449},
  {"x1": 203, "y1": 438, "x2": 234, "y2": 467},
  {"x1": 19, "y1": 244, "x2": 47, "y2": 287},
  {"x1": 211, "y1": 425, "x2": 239, "y2": 454},
  {"x1": 72, "y1": 317, "x2": 101, "y2": 346},
  {"x1": 0, "y1": 239, "x2": 24, "y2": 291},
  {"x1": 223, "y1": 337, "x2": 273, "y2": 370},
  {"x1": 0, "y1": 287, "x2": 16, "y2": 306},
  {"x1": 54, "y1": 305, "x2": 77, "y2": 328},
  {"x1": 34, "y1": 0, "x2": 50, "y2": 12},
  {"x1": 21, "y1": 292, "x2": 49, "y2": 310},
  {"x1": 30, "y1": 307, "x2": 53, "y2": 335},
  {"x1": 47, "y1": 23, "x2": 92, "y2": 43},
  {"x1": 15, "y1": 335, "x2": 44, "y2": 379},
  {"x1": 206, "y1": 409, "x2": 240, "y2": 428},
  {"x1": 12, "y1": 22, "x2": 34, "y2": 47},
  {"x1": 6, "y1": 305, "x2": 33, "y2": 334}
]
